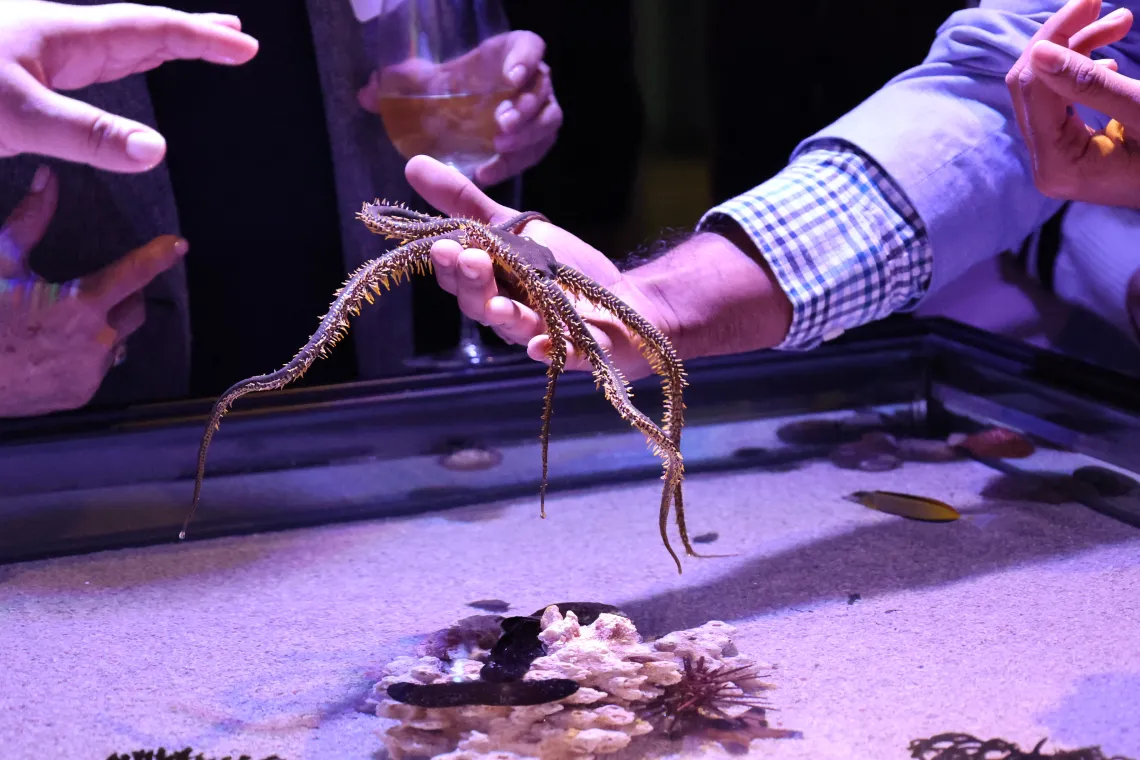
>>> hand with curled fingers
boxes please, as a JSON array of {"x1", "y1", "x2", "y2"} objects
[
  {"x1": 0, "y1": 1, "x2": 258, "y2": 173},
  {"x1": 359, "y1": 30, "x2": 562, "y2": 187},
  {"x1": 0, "y1": 166, "x2": 189, "y2": 417},
  {"x1": 1007, "y1": 0, "x2": 1140, "y2": 207},
  {"x1": 404, "y1": 155, "x2": 670, "y2": 380}
]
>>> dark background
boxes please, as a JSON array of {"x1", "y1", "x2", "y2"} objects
[
  {"x1": 505, "y1": 0, "x2": 967, "y2": 247},
  {"x1": 144, "y1": 0, "x2": 970, "y2": 395}
]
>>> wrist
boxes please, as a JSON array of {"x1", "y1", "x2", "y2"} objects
[{"x1": 619, "y1": 228, "x2": 792, "y2": 362}]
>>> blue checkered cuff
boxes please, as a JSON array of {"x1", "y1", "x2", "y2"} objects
[{"x1": 699, "y1": 139, "x2": 933, "y2": 350}]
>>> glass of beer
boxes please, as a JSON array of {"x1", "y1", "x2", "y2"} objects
[{"x1": 364, "y1": 0, "x2": 531, "y2": 370}]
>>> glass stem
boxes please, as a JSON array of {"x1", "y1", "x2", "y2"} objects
[{"x1": 458, "y1": 315, "x2": 482, "y2": 348}]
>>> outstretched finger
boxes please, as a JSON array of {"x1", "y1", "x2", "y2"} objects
[
  {"x1": 9, "y1": 68, "x2": 170, "y2": 172},
  {"x1": 50, "y1": 5, "x2": 260, "y2": 81},
  {"x1": 1037, "y1": 0, "x2": 1105, "y2": 44},
  {"x1": 1070, "y1": 6, "x2": 1132, "y2": 55},
  {"x1": 0, "y1": 165, "x2": 58, "y2": 279},
  {"x1": 1031, "y1": 39, "x2": 1140, "y2": 128},
  {"x1": 82, "y1": 235, "x2": 188, "y2": 311}
]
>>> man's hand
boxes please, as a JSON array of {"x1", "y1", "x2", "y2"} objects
[
  {"x1": 360, "y1": 30, "x2": 561, "y2": 187},
  {"x1": 406, "y1": 155, "x2": 793, "y2": 379},
  {"x1": 405, "y1": 154, "x2": 670, "y2": 379},
  {"x1": 1007, "y1": 0, "x2": 1140, "y2": 207},
  {"x1": 0, "y1": 165, "x2": 189, "y2": 417},
  {"x1": 0, "y1": 1, "x2": 258, "y2": 173}
]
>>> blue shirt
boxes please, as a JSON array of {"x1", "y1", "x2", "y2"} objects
[{"x1": 700, "y1": 1, "x2": 1140, "y2": 349}]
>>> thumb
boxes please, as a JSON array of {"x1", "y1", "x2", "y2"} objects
[
  {"x1": 0, "y1": 165, "x2": 59, "y2": 279},
  {"x1": 8, "y1": 69, "x2": 167, "y2": 173},
  {"x1": 1030, "y1": 40, "x2": 1140, "y2": 127},
  {"x1": 404, "y1": 154, "x2": 518, "y2": 224}
]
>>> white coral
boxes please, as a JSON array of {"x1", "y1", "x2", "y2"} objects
[{"x1": 372, "y1": 608, "x2": 773, "y2": 760}]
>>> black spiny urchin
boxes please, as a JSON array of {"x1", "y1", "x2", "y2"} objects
[{"x1": 639, "y1": 655, "x2": 774, "y2": 739}]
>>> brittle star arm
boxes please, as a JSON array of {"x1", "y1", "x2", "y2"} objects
[
  {"x1": 551, "y1": 266, "x2": 731, "y2": 561},
  {"x1": 535, "y1": 270, "x2": 687, "y2": 573},
  {"x1": 479, "y1": 216, "x2": 703, "y2": 571},
  {"x1": 179, "y1": 232, "x2": 450, "y2": 539}
]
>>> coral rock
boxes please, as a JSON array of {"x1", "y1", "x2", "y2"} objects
[{"x1": 371, "y1": 608, "x2": 781, "y2": 759}]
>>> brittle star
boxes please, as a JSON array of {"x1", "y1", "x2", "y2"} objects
[{"x1": 181, "y1": 202, "x2": 717, "y2": 572}]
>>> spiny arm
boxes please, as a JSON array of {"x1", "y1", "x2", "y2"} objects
[
  {"x1": 180, "y1": 234, "x2": 447, "y2": 539},
  {"x1": 540, "y1": 279, "x2": 686, "y2": 573},
  {"x1": 552, "y1": 266, "x2": 722, "y2": 561}
]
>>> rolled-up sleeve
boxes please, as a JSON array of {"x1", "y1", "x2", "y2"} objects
[{"x1": 700, "y1": 140, "x2": 932, "y2": 349}]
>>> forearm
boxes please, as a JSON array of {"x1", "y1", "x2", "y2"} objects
[
  {"x1": 622, "y1": 226, "x2": 793, "y2": 361},
  {"x1": 620, "y1": 141, "x2": 932, "y2": 359}
]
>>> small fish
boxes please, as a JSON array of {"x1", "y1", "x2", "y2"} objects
[
  {"x1": 844, "y1": 490, "x2": 960, "y2": 522},
  {"x1": 467, "y1": 598, "x2": 510, "y2": 613}
]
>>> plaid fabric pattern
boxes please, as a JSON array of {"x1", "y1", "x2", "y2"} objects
[{"x1": 699, "y1": 139, "x2": 933, "y2": 350}]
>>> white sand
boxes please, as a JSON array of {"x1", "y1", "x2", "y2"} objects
[{"x1": 1, "y1": 428, "x2": 1138, "y2": 759}]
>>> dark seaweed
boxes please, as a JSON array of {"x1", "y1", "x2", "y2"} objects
[
  {"x1": 467, "y1": 598, "x2": 511, "y2": 613},
  {"x1": 480, "y1": 615, "x2": 545, "y2": 682},
  {"x1": 480, "y1": 603, "x2": 630, "y2": 682},
  {"x1": 395, "y1": 602, "x2": 625, "y2": 709},
  {"x1": 386, "y1": 678, "x2": 579, "y2": 707},
  {"x1": 908, "y1": 733, "x2": 1135, "y2": 759},
  {"x1": 106, "y1": 750, "x2": 283, "y2": 760},
  {"x1": 692, "y1": 532, "x2": 719, "y2": 544},
  {"x1": 847, "y1": 593, "x2": 862, "y2": 605}
]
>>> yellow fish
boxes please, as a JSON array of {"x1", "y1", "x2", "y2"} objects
[{"x1": 844, "y1": 490, "x2": 960, "y2": 522}]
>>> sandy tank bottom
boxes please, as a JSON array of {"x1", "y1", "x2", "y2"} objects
[{"x1": 0, "y1": 429, "x2": 1137, "y2": 760}]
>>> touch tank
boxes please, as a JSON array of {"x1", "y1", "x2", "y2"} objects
[{"x1": 0, "y1": 318, "x2": 1137, "y2": 760}]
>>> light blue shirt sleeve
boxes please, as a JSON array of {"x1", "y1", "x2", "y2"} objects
[{"x1": 700, "y1": 0, "x2": 1140, "y2": 349}]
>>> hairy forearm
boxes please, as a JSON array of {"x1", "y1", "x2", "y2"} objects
[{"x1": 621, "y1": 225, "x2": 793, "y2": 362}]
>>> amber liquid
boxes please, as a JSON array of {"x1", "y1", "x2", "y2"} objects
[{"x1": 376, "y1": 90, "x2": 507, "y2": 177}]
